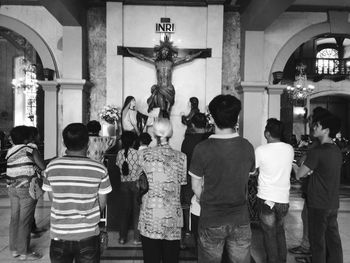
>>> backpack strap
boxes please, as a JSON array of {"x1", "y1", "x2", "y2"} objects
[{"x1": 5, "y1": 145, "x2": 31, "y2": 160}]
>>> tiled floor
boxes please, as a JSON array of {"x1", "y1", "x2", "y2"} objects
[{"x1": 0, "y1": 186, "x2": 349, "y2": 263}]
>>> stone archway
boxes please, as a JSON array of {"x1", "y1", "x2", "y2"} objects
[
  {"x1": 0, "y1": 14, "x2": 60, "y2": 158},
  {"x1": 269, "y1": 11, "x2": 350, "y2": 84},
  {"x1": 0, "y1": 14, "x2": 58, "y2": 75}
]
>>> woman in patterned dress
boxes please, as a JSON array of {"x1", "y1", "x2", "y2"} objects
[{"x1": 138, "y1": 118, "x2": 187, "y2": 263}]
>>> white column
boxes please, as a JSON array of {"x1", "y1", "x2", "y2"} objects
[
  {"x1": 267, "y1": 84, "x2": 286, "y2": 119},
  {"x1": 205, "y1": 5, "x2": 224, "y2": 103},
  {"x1": 106, "y1": 2, "x2": 123, "y2": 107},
  {"x1": 39, "y1": 81, "x2": 58, "y2": 159},
  {"x1": 56, "y1": 79, "x2": 86, "y2": 154},
  {"x1": 13, "y1": 88, "x2": 26, "y2": 126},
  {"x1": 57, "y1": 79, "x2": 86, "y2": 127},
  {"x1": 62, "y1": 26, "x2": 83, "y2": 79},
  {"x1": 239, "y1": 81, "x2": 267, "y2": 148},
  {"x1": 243, "y1": 31, "x2": 265, "y2": 82}
]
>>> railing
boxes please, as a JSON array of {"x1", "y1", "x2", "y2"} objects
[{"x1": 302, "y1": 58, "x2": 350, "y2": 78}]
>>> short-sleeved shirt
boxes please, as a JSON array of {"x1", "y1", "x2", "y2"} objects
[
  {"x1": 6, "y1": 144, "x2": 35, "y2": 187},
  {"x1": 116, "y1": 148, "x2": 142, "y2": 182},
  {"x1": 304, "y1": 143, "x2": 342, "y2": 209},
  {"x1": 138, "y1": 145, "x2": 187, "y2": 240},
  {"x1": 42, "y1": 156, "x2": 112, "y2": 241},
  {"x1": 189, "y1": 133, "x2": 255, "y2": 227},
  {"x1": 255, "y1": 142, "x2": 294, "y2": 203}
]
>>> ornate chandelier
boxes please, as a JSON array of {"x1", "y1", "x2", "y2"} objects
[{"x1": 286, "y1": 63, "x2": 315, "y2": 101}]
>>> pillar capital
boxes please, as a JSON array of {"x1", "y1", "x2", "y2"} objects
[
  {"x1": 267, "y1": 84, "x2": 287, "y2": 95},
  {"x1": 237, "y1": 81, "x2": 268, "y2": 94},
  {"x1": 57, "y1": 78, "x2": 86, "y2": 90},
  {"x1": 38, "y1": 80, "x2": 58, "y2": 91}
]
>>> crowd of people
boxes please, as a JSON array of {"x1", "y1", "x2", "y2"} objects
[{"x1": 3, "y1": 94, "x2": 345, "y2": 263}]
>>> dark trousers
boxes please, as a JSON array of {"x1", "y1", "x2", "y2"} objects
[
  {"x1": 8, "y1": 187, "x2": 36, "y2": 255},
  {"x1": 308, "y1": 207, "x2": 343, "y2": 263},
  {"x1": 50, "y1": 235, "x2": 100, "y2": 263},
  {"x1": 300, "y1": 200, "x2": 310, "y2": 249},
  {"x1": 119, "y1": 181, "x2": 140, "y2": 240},
  {"x1": 141, "y1": 235, "x2": 180, "y2": 263},
  {"x1": 198, "y1": 222, "x2": 251, "y2": 263},
  {"x1": 258, "y1": 198, "x2": 289, "y2": 263}
]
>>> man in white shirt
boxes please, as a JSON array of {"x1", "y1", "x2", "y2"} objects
[{"x1": 255, "y1": 118, "x2": 294, "y2": 263}]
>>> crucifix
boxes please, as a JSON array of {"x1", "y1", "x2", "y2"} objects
[{"x1": 118, "y1": 35, "x2": 211, "y2": 118}]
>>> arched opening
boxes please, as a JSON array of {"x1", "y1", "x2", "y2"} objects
[
  {"x1": 279, "y1": 34, "x2": 350, "y2": 144},
  {"x1": 0, "y1": 27, "x2": 46, "y2": 152}
]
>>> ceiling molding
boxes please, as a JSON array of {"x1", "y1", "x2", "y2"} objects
[
  {"x1": 0, "y1": 0, "x2": 41, "y2": 5},
  {"x1": 40, "y1": 0, "x2": 86, "y2": 26},
  {"x1": 287, "y1": 5, "x2": 350, "y2": 12},
  {"x1": 99, "y1": 0, "x2": 225, "y2": 6},
  {"x1": 241, "y1": 0, "x2": 296, "y2": 31}
]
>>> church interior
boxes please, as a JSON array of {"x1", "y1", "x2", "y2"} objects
[{"x1": 0, "y1": 0, "x2": 350, "y2": 262}]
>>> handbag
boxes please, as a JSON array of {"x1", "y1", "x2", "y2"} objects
[
  {"x1": 136, "y1": 171, "x2": 149, "y2": 204},
  {"x1": 29, "y1": 175, "x2": 44, "y2": 200}
]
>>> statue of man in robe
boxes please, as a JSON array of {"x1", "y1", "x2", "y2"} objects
[{"x1": 127, "y1": 36, "x2": 201, "y2": 118}]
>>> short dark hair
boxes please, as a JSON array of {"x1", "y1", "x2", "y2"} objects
[
  {"x1": 10, "y1": 126, "x2": 28, "y2": 145},
  {"x1": 62, "y1": 123, "x2": 89, "y2": 151},
  {"x1": 312, "y1": 107, "x2": 330, "y2": 124},
  {"x1": 265, "y1": 118, "x2": 284, "y2": 139},
  {"x1": 318, "y1": 114, "x2": 341, "y2": 139},
  {"x1": 27, "y1": 126, "x2": 39, "y2": 141},
  {"x1": 121, "y1": 131, "x2": 138, "y2": 149},
  {"x1": 191, "y1": 112, "x2": 207, "y2": 129},
  {"x1": 139, "y1": 132, "x2": 152, "y2": 146},
  {"x1": 208, "y1": 95, "x2": 241, "y2": 129},
  {"x1": 87, "y1": 120, "x2": 101, "y2": 135}
]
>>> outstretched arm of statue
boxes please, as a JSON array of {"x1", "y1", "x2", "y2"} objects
[
  {"x1": 174, "y1": 50, "x2": 202, "y2": 66},
  {"x1": 126, "y1": 48, "x2": 155, "y2": 64}
]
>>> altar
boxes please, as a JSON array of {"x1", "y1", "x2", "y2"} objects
[{"x1": 105, "y1": 3, "x2": 224, "y2": 150}]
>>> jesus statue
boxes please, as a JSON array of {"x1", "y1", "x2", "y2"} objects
[{"x1": 127, "y1": 36, "x2": 202, "y2": 118}]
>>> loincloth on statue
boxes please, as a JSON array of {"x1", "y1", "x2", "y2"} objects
[{"x1": 147, "y1": 84, "x2": 175, "y2": 112}]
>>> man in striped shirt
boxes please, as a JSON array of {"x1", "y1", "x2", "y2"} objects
[{"x1": 42, "y1": 123, "x2": 112, "y2": 263}]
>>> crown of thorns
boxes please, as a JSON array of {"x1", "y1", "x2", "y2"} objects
[{"x1": 154, "y1": 35, "x2": 178, "y2": 54}]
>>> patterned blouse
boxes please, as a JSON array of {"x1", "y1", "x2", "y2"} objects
[
  {"x1": 87, "y1": 136, "x2": 116, "y2": 162},
  {"x1": 138, "y1": 145, "x2": 187, "y2": 240},
  {"x1": 116, "y1": 148, "x2": 142, "y2": 182},
  {"x1": 6, "y1": 144, "x2": 35, "y2": 187}
]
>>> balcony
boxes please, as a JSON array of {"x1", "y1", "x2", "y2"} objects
[{"x1": 301, "y1": 58, "x2": 350, "y2": 82}]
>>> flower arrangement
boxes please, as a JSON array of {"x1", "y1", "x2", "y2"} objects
[{"x1": 99, "y1": 105, "x2": 121, "y2": 124}]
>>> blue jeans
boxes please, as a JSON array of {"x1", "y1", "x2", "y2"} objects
[
  {"x1": 50, "y1": 235, "x2": 100, "y2": 263},
  {"x1": 258, "y1": 198, "x2": 289, "y2": 263},
  {"x1": 308, "y1": 207, "x2": 343, "y2": 263},
  {"x1": 198, "y1": 223, "x2": 251, "y2": 263},
  {"x1": 8, "y1": 186, "x2": 36, "y2": 255}
]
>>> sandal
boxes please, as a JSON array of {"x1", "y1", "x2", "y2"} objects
[
  {"x1": 289, "y1": 246, "x2": 311, "y2": 255},
  {"x1": 18, "y1": 251, "x2": 42, "y2": 261},
  {"x1": 295, "y1": 256, "x2": 312, "y2": 263}
]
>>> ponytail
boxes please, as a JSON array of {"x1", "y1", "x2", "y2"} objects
[{"x1": 122, "y1": 147, "x2": 129, "y2": 176}]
